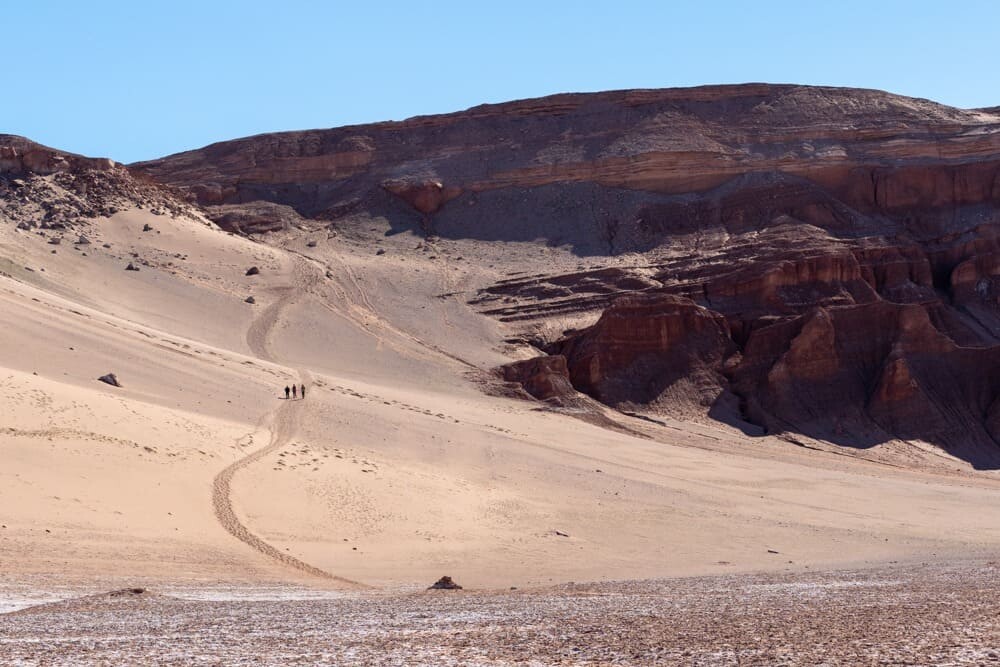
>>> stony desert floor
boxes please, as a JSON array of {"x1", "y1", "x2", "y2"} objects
[
  {"x1": 3, "y1": 560, "x2": 1000, "y2": 665},
  {"x1": 4, "y1": 206, "x2": 1000, "y2": 662}
]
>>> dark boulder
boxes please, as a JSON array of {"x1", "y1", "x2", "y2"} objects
[{"x1": 428, "y1": 576, "x2": 463, "y2": 590}]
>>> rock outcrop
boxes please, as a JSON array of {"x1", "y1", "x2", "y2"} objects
[
  {"x1": 1, "y1": 135, "x2": 192, "y2": 230},
  {"x1": 501, "y1": 355, "x2": 575, "y2": 401},
  {"x1": 133, "y1": 84, "x2": 1000, "y2": 465}
]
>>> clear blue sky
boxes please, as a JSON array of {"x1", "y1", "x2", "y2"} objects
[{"x1": 6, "y1": 1, "x2": 998, "y2": 163}]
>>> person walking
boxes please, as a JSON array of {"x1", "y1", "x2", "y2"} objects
[
  {"x1": 292, "y1": 384, "x2": 297, "y2": 399},
  {"x1": 300, "y1": 383, "x2": 306, "y2": 399},
  {"x1": 284, "y1": 385, "x2": 290, "y2": 399}
]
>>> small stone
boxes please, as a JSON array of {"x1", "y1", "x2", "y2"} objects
[
  {"x1": 245, "y1": 266, "x2": 260, "y2": 276},
  {"x1": 98, "y1": 373, "x2": 121, "y2": 387},
  {"x1": 245, "y1": 296, "x2": 256, "y2": 304},
  {"x1": 125, "y1": 263, "x2": 139, "y2": 271},
  {"x1": 306, "y1": 240, "x2": 317, "y2": 248},
  {"x1": 142, "y1": 223, "x2": 153, "y2": 232},
  {"x1": 77, "y1": 235, "x2": 91, "y2": 245},
  {"x1": 375, "y1": 248, "x2": 386, "y2": 256}
]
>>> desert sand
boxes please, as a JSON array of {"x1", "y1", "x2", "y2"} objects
[{"x1": 4, "y1": 204, "x2": 1000, "y2": 662}]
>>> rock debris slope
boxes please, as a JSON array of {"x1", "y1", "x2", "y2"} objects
[
  {"x1": 130, "y1": 85, "x2": 1000, "y2": 465},
  {"x1": 1, "y1": 135, "x2": 191, "y2": 230}
]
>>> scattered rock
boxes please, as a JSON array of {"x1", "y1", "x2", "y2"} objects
[
  {"x1": 245, "y1": 296, "x2": 256, "y2": 304},
  {"x1": 375, "y1": 248, "x2": 386, "y2": 256},
  {"x1": 102, "y1": 243, "x2": 112, "y2": 248},
  {"x1": 125, "y1": 263, "x2": 139, "y2": 271},
  {"x1": 554, "y1": 530, "x2": 570, "y2": 537},
  {"x1": 77, "y1": 235, "x2": 91, "y2": 245},
  {"x1": 97, "y1": 373, "x2": 121, "y2": 387},
  {"x1": 768, "y1": 549, "x2": 780, "y2": 554},
  {"x1": 306, "y1": 240, "x2": 317, "y2": 248},
  {"x1": 142, "y1": 223, "x2": 153, "y2": 232},
  {"x1": 47, "y1": 237, "x2": 61, "y2": 245},
  {"x1": 245, "y1": 266, "x2": 260, "y2": 276},
  {"x1": 429, "y1": 576, "x2": 463, "y2": 590}
]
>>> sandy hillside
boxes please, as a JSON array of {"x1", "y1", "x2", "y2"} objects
[{"x1": 4, "y1": 205, "x2": 1000, "y2": 593}]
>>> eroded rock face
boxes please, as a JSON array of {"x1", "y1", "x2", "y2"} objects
[
  {"x1": 556, "y1": 295, "x2": 736, "y2": 410},
  {"x1": 133, "y1": 85, "x2": 1000, "y2": 254},
  {"x1": 501, "y1": 355, "x2": 575, "y2": 401},
  {"x1": 382, "y1": 179, "x2": 462, "y2": 215},
  {"x1": 0, "y1": 134, "x2": 116, "y2": 176}
]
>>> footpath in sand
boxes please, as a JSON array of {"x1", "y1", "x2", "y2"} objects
[{"x1": 211, "y1": 256, "x2": 361, "y2": 586}]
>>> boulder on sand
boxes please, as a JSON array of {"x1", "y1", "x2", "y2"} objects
[
  {"x1": 97, "y1": 373, "x2": 121, "y2": 387},
  {"x1": 245, "y1": 266, "x2": 260, "y2": 276},
  {"x1": 428, "y1": 576, "x2": 463, "y2": 590}
]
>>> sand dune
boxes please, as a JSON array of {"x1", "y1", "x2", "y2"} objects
[{"x1": 4, "y1": 205, "x2": 1000, "y2": 600}]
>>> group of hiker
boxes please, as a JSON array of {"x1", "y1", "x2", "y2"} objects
[{"x1": 284, "y1": 383, "x2": 306, "y2": 400}]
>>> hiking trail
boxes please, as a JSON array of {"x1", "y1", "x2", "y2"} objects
[{"x1": 211, "y1": 258, "x2": 361, "y2": 585}]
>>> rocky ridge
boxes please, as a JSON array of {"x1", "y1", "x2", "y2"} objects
[{"x1": 0, "y1": 135, "x2": 193, "y2": 232}]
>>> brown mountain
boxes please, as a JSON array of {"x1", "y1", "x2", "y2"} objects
[{"x1": 129, "y1": 84, "x2": 1000, "y2": 466}]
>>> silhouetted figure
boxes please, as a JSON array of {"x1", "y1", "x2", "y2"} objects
[
  {"x1": 284, "y1": 386, "x2": 290, "y2": 399},
  {"x1": 292, "y1": 385, "x2": 297, "y2": 399},
  {"x1": 300, "y1": 384, "x2": 306, "y2": 399}
]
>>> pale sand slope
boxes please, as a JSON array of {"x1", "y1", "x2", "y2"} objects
[{"x1": 3, "y1": 207, "x2": 1000, "y2": 591}]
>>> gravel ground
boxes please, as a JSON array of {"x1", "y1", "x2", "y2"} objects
[{"x1": 3, "y1": 561, "x2": 1000, "y2": 665}]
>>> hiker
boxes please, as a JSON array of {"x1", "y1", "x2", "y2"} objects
[
  {"x1": 284, "y1": 385, "x2": 290, "y2": 399},
  {"x1": 300, "y1": 383, "x2": 306, "y2": 399},
  {"x1": 292, "y1": 384, "x2": 297, "y2": 399}
]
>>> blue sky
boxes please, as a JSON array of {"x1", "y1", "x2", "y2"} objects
[{"x1": 6, "y1": 1, "x2": 998, "y2": 163}]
